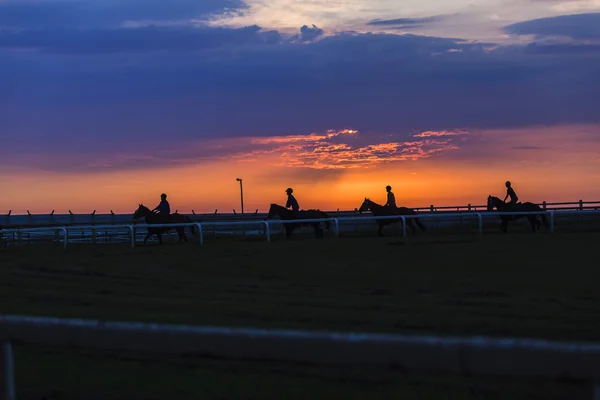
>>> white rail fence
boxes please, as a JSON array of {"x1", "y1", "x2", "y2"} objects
[
  {"x1": 1, "y1": 210, "x2": 599, "y2": 248},
  {"x1": 0, "y1": 315, "x2": 599, "y2": 400}
]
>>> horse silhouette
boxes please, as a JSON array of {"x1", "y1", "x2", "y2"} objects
[
  {"x1": 358, "y1": 198, "x2": 426, "y2": 236},
  {"x1": 267, "y1": 204, "x2": 330, "y2": 240},
  {"x1": 133, "y1": 204, "x2": 196, "y2": 244},
  {"x1": 487, "y1": 196, "x2": 548, "y2": 233}
]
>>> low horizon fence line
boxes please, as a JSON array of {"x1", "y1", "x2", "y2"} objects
[
  {"x1": 1, "y1": 314, "x2": 600, "y2": 400},
  {"x1": 2, "y1": 210, "x2": 599, "y2": 248},
  {"x1": 2, "y1": 199, "x2": 600, "y2": 226}
]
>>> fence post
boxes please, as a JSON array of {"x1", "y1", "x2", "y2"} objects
[
  {"x1": 579, "y1": 200, "x2": 584, "y2": 210},
  {"x1": 333, "y1": 219, "x2": 339, "y2": 238},
  {"x1": 126, "y1": 225, "x2": 135, "y2": 248},
  {"x1": 5, "y1": 211, "x2": 10, "y2": 227},
  {"x1": 264, "y1": 221, "x2": 271, "y2": 242},
  {"x1": 549, "y1": 211, "x2": 555, "y2": 233},
  {"x1": 195, "y1": 223, "x2": 204, "y2": 245},
  {"x1": 91, "y1": 211, "x2": 97, "y2": 244},
  {"x1": 1, "y1": 341, "x2": 16, "y2": 400},
  {"x1": 61, "y1": 228, "x2": 68, "y2": 249},
  {"x1": 542, "y1": 201, "x2": 547, "y2": 211},
  {"x1": 476, "y1": 213, "x2": 483, "y2": 235},
  {"x1": 467, "y1": 204, "x2": 471, "y2": 212},
  {"x1": 430, "y1": 205, "x2": 434, "y2": 212},
  {"x1": 401, "y1": 217, "x2": 407, "y2": 237}
]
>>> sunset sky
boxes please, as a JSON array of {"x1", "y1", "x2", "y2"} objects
[{"x1": 2, "y1": 0, "x2": 600, "y2": 213}]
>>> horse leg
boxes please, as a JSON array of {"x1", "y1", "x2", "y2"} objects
[
  {"x1": 178, "y1": 227, "x2": 187, "y2": 243},
  {"x1": 528, "y1": 216, "x2": 538, "y2": 233}
]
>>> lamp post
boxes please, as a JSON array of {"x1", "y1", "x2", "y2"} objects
[{"x1": 236, "y1": 178, "x2": 245, "y2": 235}]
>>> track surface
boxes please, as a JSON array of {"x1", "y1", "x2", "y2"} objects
[{"x1": 1, "y1": 232, "x2": 598, "y2": 399}]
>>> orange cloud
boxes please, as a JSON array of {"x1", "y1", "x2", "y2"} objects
[
  {"x1": 235, "y1": 129, "x2": 461, "y2": 169},
  {"x1": 414, "y1": 129, "x2": 470, "y2": 138}
]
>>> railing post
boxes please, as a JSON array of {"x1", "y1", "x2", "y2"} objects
[
  {"x1": 401, "y1": 216, "x2": 407, "y2": 237},
  {"x1": 264, "y1": 221, "x2": 271, "y2": 242},
  {"x1": 195, "y1": 223, "x2": 204, "y2": 245},
  {"x1": 61, "y1": 228, "x2": 68, "y2": 249},
  {"x1": 333, "y1": 219, "x2": 339, "y2": 238},
  {"x1": 542, "y1": 201, "x2": 547, "y2": 211},
  {"x1": 126, "y1": 225, "x2": 135, "y2": 248},
  {"x1": 476, "y1": 213, "x2": 483, "y2": 235},
  {"x1": 91, "y1": 211, "x2": 97, "y2": 244},
  {"x1": 2, "y1": 341, "x2": 16, "y2": 400},
  {"x1": 579, "y1": 200, "x2": 584, "y2": 210},
  {"x1": 467, "y1": 204, "x2": 471, "y2": 212},
  {"x1": 430, "y1": 205, "x2": 434, "y2": 212}
]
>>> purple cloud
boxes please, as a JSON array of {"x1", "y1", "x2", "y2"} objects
[{"x1": 504, "y1": 13, "x2": 600, "y2": 40}]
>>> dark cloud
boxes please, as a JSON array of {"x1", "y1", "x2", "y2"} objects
[
  {"x1": 368, "y1": 16, "x2": 445, "y2": 27},
  {"x1": 1, "y1": 13, "x2": 600, "y2": 172},
  {"x1": 297, "y1": 24, "x2": 324, "y2": 42},
  {"x1": 0, "y1": 25, "x2": 276, "y2": 54},
  {"x1": 0, "y1": 0, "x2": 247, "y2": 29},
  {"x1": 511, "y1": 146, "x2": 548, "y2": 150},
  {"x1": 504, "y1": 13, "x2": 600, "y2": 40}
]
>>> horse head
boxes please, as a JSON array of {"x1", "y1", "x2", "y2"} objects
[
  {"x1": 487, "y1": 195, "x2": 501, "y2": 211},
  {"x1": 133, "y1": 203, "x2": 150, "y2": 219},
  {"x1": 267, "y1": 203, "x2": 279, "y2": 219},
  {"x1": 358, "y1": 198, "x2": 370, "y2": 214}
]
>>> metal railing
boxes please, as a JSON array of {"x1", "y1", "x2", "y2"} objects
[
  {"x1": 1, "y1": 315, "x2": 599, "y2": 400},
  {"x1": 2, "y1": 209, "x2": 599, "y2": 248},
  {"x1": 1, "y1": 200, "x2": 600, "y2": 229}
]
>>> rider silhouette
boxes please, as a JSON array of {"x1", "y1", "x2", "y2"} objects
[
  {"x1": 153, "y1": 193, "x2": 171, "y2": 217},
  {"x1": 384, "y1": 185, "x2": 397, "y2": 211},
  {"x1": 285, "y1": 188, "x2": 300, "y2": 216},
  {"x1": 503, "y1": 181, "x2": 519, "y2": 206}
]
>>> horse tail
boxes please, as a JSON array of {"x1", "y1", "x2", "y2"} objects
[{"x1": 415, "y1": 217, "x2": 427, "y2": 231}]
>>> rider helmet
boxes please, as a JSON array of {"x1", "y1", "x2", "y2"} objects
[
  {"x1": 285, "y1": 188, "x2": 293, "y2": 194},
  {"x1": 161, "y1": 193, "x2": 167, "y2": 199},
  {"x1": 386, "y1": 185, "x2": 392, "y2": 191},
  {"x1": 505, "y1": 181, "x2": 511, "y2": 187}
]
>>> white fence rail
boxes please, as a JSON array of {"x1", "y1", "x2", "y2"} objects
[
  {"x1": 2, "y1": 210, "x2": 599, "y2": 248},
  {"x1": 0, "y1": 315, "x2": 599, "y2": 399}
]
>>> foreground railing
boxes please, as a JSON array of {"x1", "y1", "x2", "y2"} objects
[
  {"x1": 0, "y1": 315, "x2": 599, "y2": 399},
  {"x1": 1, "y1": 210, "x2": 599, "y2": 248}
]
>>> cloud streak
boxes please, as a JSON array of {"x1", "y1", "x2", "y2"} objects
[{"x1": 234, "y1": 129, "x2": 463, "y2": 169}]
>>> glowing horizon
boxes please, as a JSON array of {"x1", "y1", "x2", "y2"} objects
[{"x1": 2, "y1": 124, "x2": 600, "y2": 215}]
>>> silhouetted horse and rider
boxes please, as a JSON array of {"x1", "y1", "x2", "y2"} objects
[
  {"x1": 487, "y1": 195, "x2": 547, "y2": 233},
  {"x1": 358, "y1": 186, "x2": 426, "y2": 236},
  {"x1": 266, "y1": 188, "x2": 330, "y2": 239},
  {"x1": 133, "y1": 194, "x2": 196, "y2": 244}
]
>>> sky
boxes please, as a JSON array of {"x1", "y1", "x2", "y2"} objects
[{"x1": 1, "y1": 0, "x2": 600, "y2": 213}]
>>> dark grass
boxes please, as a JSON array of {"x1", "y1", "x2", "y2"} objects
[{"x1": 1, "y1": 232, "x2": 599, "y2": 399}]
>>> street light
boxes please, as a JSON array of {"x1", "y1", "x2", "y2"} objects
[
  {"x1": 236, "y1": 178, "x2": 244, "y2": 217},
  {"x1": 236, "y1": 178, "x2": 245, "y2": 236}
]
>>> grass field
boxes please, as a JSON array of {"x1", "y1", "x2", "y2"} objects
[{"x1": 1, "y1": 232, "x2": 599, "y2": 399}]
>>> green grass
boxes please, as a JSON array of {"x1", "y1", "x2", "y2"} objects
[{"x1": 1, "y1": 232, "x2": 598, "y2": 399}]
